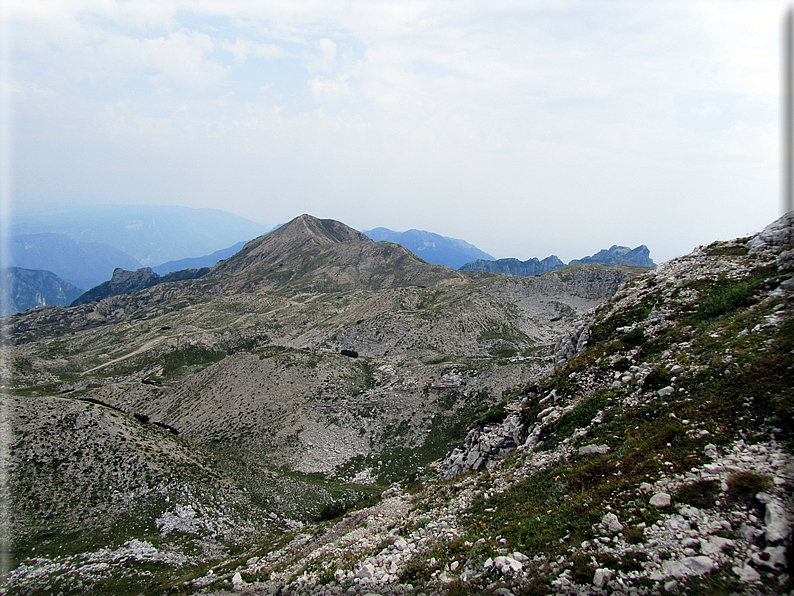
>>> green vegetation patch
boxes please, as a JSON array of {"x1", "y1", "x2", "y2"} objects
[
  {"x1": 162, "y1": 345, "x2": 226, "y2": 376},
  {"x1": 675, "y1": 480, "x2": 721, "y2": 509},
  {"x1": 589, "y1": 294, "x2": 659, "y2": 345},
  {"x1": 539, "y1": 391, "x2": 611, "y2": 450}
]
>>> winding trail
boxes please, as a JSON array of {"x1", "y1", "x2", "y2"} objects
[{"x1": 81, "y1": 337, "x2": 167, "y2": 375}]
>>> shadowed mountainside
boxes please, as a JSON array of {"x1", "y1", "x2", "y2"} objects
[{"x1": 0, "y1": 268, "x2": 84, "y2": 315}]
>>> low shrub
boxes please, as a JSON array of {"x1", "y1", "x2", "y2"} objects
[
  {"x1": 676, "y1": 480, "x2": 720, "y2": 509},
  {"x1": 316, "y1": 500, "x2": 348, "y2": 522},
  {"x1": 642, "y1": 367, "x2": 671, "y2": 392},
  {"x1": 727, "y1": 472, "x2": 771, "y2": 501}
]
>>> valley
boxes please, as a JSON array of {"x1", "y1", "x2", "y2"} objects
[{"x1": 1, "y1": 214, "x2": 791, "y2": 595}]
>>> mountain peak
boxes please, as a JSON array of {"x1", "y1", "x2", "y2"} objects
[
  {"x1": 286, "y1": 214, "x2": 372, "y2": 245},
  {"x1": 207, "y1": 215, "x2": 464, "y2": 293}
]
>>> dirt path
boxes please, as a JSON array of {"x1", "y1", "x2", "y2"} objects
[{"x1": 82, "y1": 336, "x2": 167, "y2": 375}]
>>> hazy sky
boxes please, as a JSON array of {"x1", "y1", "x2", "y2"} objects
[{"x1": 3, "y1": 1, "x2": 790, "y2": 263}]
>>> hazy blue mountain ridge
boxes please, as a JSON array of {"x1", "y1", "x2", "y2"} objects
[
  {"x1": 1, "y1": 268, "x2": 84, "y2": 316},
  {"x1": 152, "y1": 241, "x2": 247, "y2": 275},
  {"x1": 11, "y1": 204, "x2": 267, "y2": 266},
  {"x1": 3, "y1": 233, "x2": 142, "y2": 290},
  {"x1": 459, "y1": 255, "x2": 565, "y2": 276},
  {"x1": 460, "y1": 244, "x2": 655, "y2": 275},
  {"x1": 363, "y1": 227, "x2": 495, "y2": 269}
]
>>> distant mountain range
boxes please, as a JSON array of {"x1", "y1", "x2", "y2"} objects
[
  {"x1": 3, "y1": 233, "x2": 142, "y2": 290},
  {"x1": 152, "y1": 241, "x2": 247, "y2": 276},
  {"x1": 363, "y1": 228, "x2": 495, "y2": 269},
  {"x1": 3, "y1": 205, "x2": 656, "y2": 314},
  {"x1": 0, "y1": 267, "x2": 84, "y2": 316},
  {"x1": 460, "y1": 244, "x2": 655, "y2": 275},
  {"x1": 10, "y1": 204, "x2": 267, "y2": 266},
  {"x1": 459, "y1": 255, "x2": 566, "y2": 276}
]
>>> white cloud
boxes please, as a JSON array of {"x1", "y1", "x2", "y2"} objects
[{"x1": 220, "y1": 38, "x2": 288, "y2": 65}]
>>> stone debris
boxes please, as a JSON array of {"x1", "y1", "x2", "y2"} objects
[
  {"x1": 600, "y1": 513, "x2": 623, "y2": 533},
  {"x1": 578, "y1": 444, "x2": 609, "y2": 455},
  {"x1": 648, "y1": 492, "x2": 671, "y2": 508}
]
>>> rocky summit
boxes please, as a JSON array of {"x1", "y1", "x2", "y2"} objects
[{"x1": 1, "y1": 213, "x2": 791, "y2": 595}]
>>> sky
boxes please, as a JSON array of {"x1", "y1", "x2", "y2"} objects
[{"x1": 2, "y1": 0, "x2": 791, "y2": 263}]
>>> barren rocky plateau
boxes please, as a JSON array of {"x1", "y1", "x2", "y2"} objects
[{"x1": 1, "y1": 213, "x2": 792, "y2": 595}]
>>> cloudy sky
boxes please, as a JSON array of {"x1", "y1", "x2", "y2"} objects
[{"x1": 3, "y1": 0, "x2": 790, "y2": 263}]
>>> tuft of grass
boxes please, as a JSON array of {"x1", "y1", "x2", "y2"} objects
[
  {"x1": 642, "y1": 367, "x2": 671, "y2": 392},
  {"x1": 687, "y1": 270, "x2": 777, "y2": 323},
  {"x1": 622, "y1": 526, "x2": 646, "y2": 544},
  {"x1": 676, "y1": 480, "x2": 720, "y2": 509},
  {"x1": 477, "y1": 399, "x2": 509, "y2": 427},
  {"x1": 727, "y1": 472, "x2": 771, "y2": 501}
]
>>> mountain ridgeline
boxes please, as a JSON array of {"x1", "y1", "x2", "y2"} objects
[
  {"x1": 460, "y1": 244, "x2": 655, "y2": 276},
  {"x1": 363, "y1": 227, "x2": 496, "y2": 269}
]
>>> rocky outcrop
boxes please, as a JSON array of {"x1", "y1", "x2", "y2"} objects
[
  {"x1": 748, "y1": 210, "x2": 794, "y2": 252},
  {"x1": 444, "y1": 409, "x2": 524, "y2": 479},
  {"x1": 71, "y1": 266, "x2": 209, "y2": 305},
  {"x1": 461, "y1": 245, "x2": 655, "y2": 276},
  {"x1": 460, "y1": 255, "x2": 565, "y2": 276},
  {"x1": 569, "y1": 244, "x2": 655, "y2": 267}
]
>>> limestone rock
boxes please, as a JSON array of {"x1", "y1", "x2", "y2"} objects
[
  {"x1": 578, "y1": 444, "x2": 609, "y2": 455},
  {"x1": 658, "y1": 386, "x2": 674, "y2": 398},
  {"x1": 684, "y1": 556, "x2": 715, "y2": 576},
  {"x1": 649, "y1": 492, "x2": 671, "y2": 508},
  {"x1": 752, "y1": 546, "x2": 787, "y2": 570},
  {"x1": 601, "y1": 513, "x2": 623, "y2": 533},
  {"x1": 494, "y1": 555, "x2": 523, "y2": 574},
  {"x1": 733, "y1": 564, "x2": 761, "y2": 583},
  {"x1": 700, "y1": 536, "x2": 734, "y2": 556},
  {"x1": 593, "y1": 568, "x2": 613, "y2": 588},
  {"x1": 756, "y1": 493, "x2": 791, "y2": 543},
  {"x1": 748, "y1": 211, "x2": 794, "y2": 253}
]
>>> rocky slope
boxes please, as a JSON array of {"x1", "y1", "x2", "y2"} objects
[
  {"x1": 99, "y1": 213, "x2": 792, "y2": 596},
  {"x1": 0, "y1": 215, "x2": 648, "y2": 595}
]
